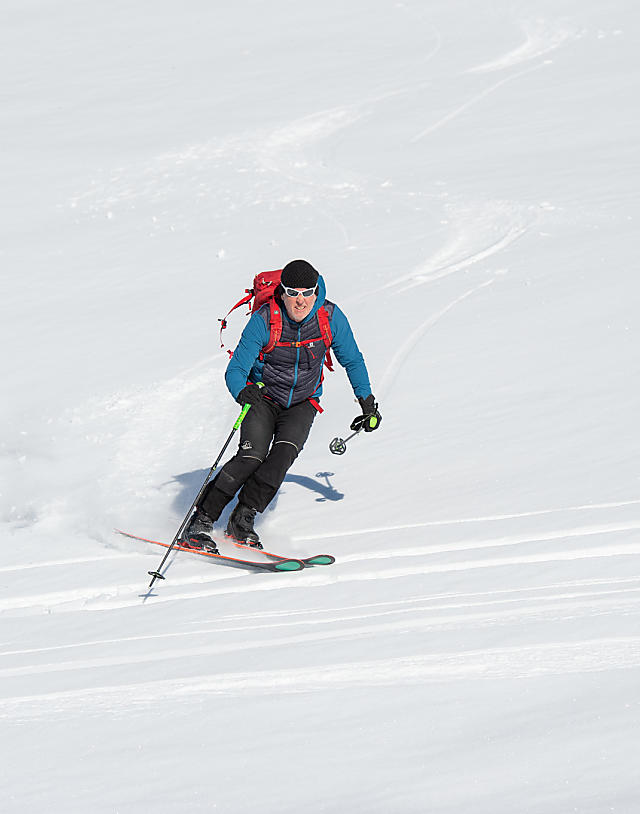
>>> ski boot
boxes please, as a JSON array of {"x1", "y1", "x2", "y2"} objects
[
  {"x1": 226, "y1": 503, "x2": 262, "y2": 549},
  {"x1": 181, "y1": 508, "x2": 219, "y2": 555}
]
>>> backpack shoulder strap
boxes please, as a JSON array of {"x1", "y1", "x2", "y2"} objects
[
  {"x1": 317, "y1": 305, "x2": 332, "y2": 349},
  {"x1": 317, "y1": 305, "x2": 334, "y2": 372},
  {"x1": 261, "y1": 298, "x2": 283, "y2": 354}
]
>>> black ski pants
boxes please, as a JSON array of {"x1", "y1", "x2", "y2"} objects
[{"x1": 199, "y1": 398, "x2": 317, "y2": 518}]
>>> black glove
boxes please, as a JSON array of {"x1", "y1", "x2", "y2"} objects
[
  {"x1": 350, "y1": 394, "x2": 381, "y2": 433},
  {"x1": 236, "y1": 383, "x2": 265, "y2": 407}
]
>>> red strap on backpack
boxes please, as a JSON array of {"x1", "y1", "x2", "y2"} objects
[
  {"x1": 218, "y1": 291, "x2": 253, "y2": 353},
  {"x1": 317, "y1": 306, "x2": 334, "y2": 371},
  {"x1": 261, "y1": 299, "x2": 283, "y2": 355}
]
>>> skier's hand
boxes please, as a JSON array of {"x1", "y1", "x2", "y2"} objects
[
  {"x1": 350, "y1": 394, "x2": 381, "y2": 433},
  {"x1": 236, "y1": 383, "x2": 266, "y2": 407}
]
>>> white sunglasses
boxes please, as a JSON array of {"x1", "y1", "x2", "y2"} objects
[{"x1": 282, "y1": 284, "x2": 318, "y2": 298}]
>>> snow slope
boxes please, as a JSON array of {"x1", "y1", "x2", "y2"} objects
[{"x1": 1, "y1": 1, "x2": 639, "y2": 811}]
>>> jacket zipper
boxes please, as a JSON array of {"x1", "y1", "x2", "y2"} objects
[{"x1": 287, "y1": 325, "x2": 302, "y2": 408}]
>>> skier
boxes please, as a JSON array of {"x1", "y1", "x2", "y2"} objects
[{"x1": 182, "y1": 259, "x2": 381, "y2": 551}]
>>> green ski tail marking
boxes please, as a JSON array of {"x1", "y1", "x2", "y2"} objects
[
  {"x1": 304, "y1": 554, "x2": 335, "y2": 566},
  {"x1": 274, "y1": 559, "x2": 305, "y2": 572}
]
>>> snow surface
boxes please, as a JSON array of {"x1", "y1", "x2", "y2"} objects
[{"x1": 2, "y1": 0, "x2": 639, "y2": 811}]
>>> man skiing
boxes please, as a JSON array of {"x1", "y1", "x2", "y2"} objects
[{"x1": 181, "y1": 259, "x2": 381, "y2": 552}]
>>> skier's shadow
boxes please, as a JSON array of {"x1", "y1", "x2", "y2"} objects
[
  {"x1": 171, "y1": 469, "x2": 211, "y2": 516},
  {"x1": 282, "y1": 472, "x2": 344, "y2": 503},
  {"x1": 170, "y1": 469, "x2": 344, "y2": 522}
]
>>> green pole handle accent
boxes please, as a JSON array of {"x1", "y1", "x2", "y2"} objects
[
  {"x1": 233, "y1": 382, "x2": 265, "y2": 430},
  {"x1": 234, "y1": 403, "x2": 251, "y2": 430}
]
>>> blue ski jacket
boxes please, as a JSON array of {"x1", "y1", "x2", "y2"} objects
[{"x1": 225, "y1": 275, "x2": 371, "y2": 408}]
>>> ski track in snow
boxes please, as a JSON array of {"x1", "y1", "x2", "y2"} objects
[
  {"x1": 411, "y1": 60, "x2": 551, "y2": 143},
  {"x1": 2, "y1": 637, "x2": 640, "y2": 720},
  {"x1": 65, "y1": 24, "x2": 446, "y2": 230},
  {"x1": 4, "y1": 573, "x2": 639, "y2": 658},
  {"x1": 2, "y1": 508, "x2": 639, "y2": 629},
  {"x1": 3, "y1": 580, "x2": 640, "y2": 672},
  {"x1": 0, "y1": 553, "x2": 136, "y2": 573},
  {"x1": 293, "y1": 498, "x2": 640, "y2": 541},
  {"x1": 67, "y1": 104, "x2": 367, "y2": 235},
  {"x1": 377, "y1": 277, "x2": 496, "y2": 399},
  {"x1": 412, "y1": 18, "x2": 582, "y2": 142},
  {"x1": 2, "y1": 494, "x2": 639, "y2": 723},
  {"x1": 467, "y1": 18, "x2": 582, "y2": 74},
  {"x1": 371, "y1": 197, "x2": 537, "y2": 297},
  {"x1": 65, "y1": 17, "x2": 578, "y2": 223},
  {"x1": 367, "y1": 196, "x2": 537, "y2": 398},
  {"x1": 3, "y1": 522, "x2": 639, "y2": 615}
]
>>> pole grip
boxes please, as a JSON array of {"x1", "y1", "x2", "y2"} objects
[
  {"x1": 234, "y1": 403, "x2": 251, "y2": 430},
  {"x1": 233, "y1": 382, "x2": 265, "y2": 430}
]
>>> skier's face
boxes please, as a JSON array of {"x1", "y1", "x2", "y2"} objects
[{"x1": 282, "y1": 287, "x2": 317, "y2": 322}]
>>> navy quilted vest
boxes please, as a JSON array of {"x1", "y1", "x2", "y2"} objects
[{"x1": 257, "y1": 299, "x2": 335, "y2": 408}]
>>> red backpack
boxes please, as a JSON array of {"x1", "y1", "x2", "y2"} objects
[{"x1": 219, "y1": 269, "x2": 334, "y2": 370}]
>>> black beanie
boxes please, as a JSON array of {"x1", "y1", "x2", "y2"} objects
[{"x1": 281, "y1": 259, "x2": 319, "y2": 290}]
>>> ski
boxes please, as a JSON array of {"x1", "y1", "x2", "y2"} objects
[
  {"x1": 115, "y1": 529, "x2": 305, "y2": 572},
  {"x1": 116, "y1": 528, "x2": 334, "y2": 567},
  {"x1": 229, "y1": 538, "x2": 335, "y2": 567}
]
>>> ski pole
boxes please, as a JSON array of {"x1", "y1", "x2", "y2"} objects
[
  {"x1": 147, "y1": 388, "x2": 262, "y2": 588},
  {"x1": 329, "y1": 428, "x2": 362, "y2": 455},
  {"x1": 329, "y1": 400, "x2": 379, "y2": 455}
]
